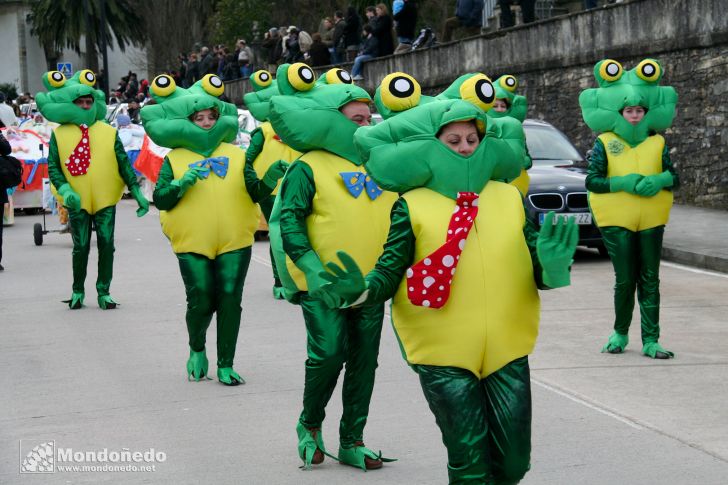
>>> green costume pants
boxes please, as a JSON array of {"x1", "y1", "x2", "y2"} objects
[
  {"x1": 68, "y1": 206, "x2": 116, "y2": 296},
  {"x1": 259, "y1": 195, "x2": 282, "y2": 287},
  {"x1": 415, "y1": 357, "x2": 532, "y2": 485},
  {"x1": 298, "y1": 294, "x2": 384, "y2": 448},
  {"x1": 600, "y1": 225, "x2": 664, "y2": 344},
  {"x1": 176, "y1": 247, "x2": 251, "y2": 368}
]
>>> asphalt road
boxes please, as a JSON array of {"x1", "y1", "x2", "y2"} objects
[{"x1": 2, "y1": 201, "x2": 727, "y2": 484}]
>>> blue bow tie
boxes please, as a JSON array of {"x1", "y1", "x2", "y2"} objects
[
  {"x1": 340, "y1": 172, "x2": 383, "y2": 200},
  {"x1": 188, "y1": 156, "x2": 229, "y2": 179}
]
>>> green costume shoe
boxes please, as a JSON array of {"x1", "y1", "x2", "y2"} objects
[
  {"x1": 601, "y1": 332, "x2": 629, "y2": 354},
  {"x1": 97, "y1": 295, "x2": 118, "y2": 310},
  {"x1": 642, "y1": 342, "x2": 674, "y2": 359},
  {"x1": 186, "y1": 349, "x2": 209, "y2": 381},
  {"x1": 217, "y1": 367, "x2": 245, "y2": 386},
  {"x1": 272, "y1": 285, "x2": 286, "y2": 300},
  {"x1": 338, "y1": 442, "x2": 396, "y2": 471},
  {"x1": 296, "y1": 422, "x2": 328, "y2": 470},
  {"x1": 64, "y1": 292, "x2": 85, "y2": 310}
]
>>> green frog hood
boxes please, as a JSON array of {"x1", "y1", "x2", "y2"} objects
[
  {"x1": 140, "y1": 73, "x2": 238, "y2": 156},
  {"x1": 487, "y1": 75, "x2": 527, "y2": 122},
  {"x1": 269, "y1": 63, "x2": 372, "y2": 164},
  {"x1": 244, "y1": 70, "x2": 277, "y2": 122},
  {"x1": 579, "y1": 58, "x2": 678, "y2": 146},
  {"x1": 36, "y1": 69, "x2": 106, "y2": 126}
]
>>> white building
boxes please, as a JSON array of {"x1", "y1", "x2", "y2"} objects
[{"x1": 0, "y1": 0, "x2": 148, "y2": 96}]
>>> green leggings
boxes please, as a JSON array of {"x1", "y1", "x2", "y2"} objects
[
  {"x1": 259, "y1": 195, "x2": 281, "y2": 287},
  {"x1": 600, "y1": 225, "x2": 664, "y2": 344},
  {"x1": 176, "y1": 248, "x2": 251, "y2": 368},
  {"x1": 298, "y1": 294, "x2": 384, "y2": 448},
  {"x1": 68, "y1": 206, "x2": 116, "y2": 296},
  {"x1": 415, "y1": 357, "x2": 532, "y2": 485}
]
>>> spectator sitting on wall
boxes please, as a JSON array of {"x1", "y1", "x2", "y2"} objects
[
  {"x1": 393, "y1": 0, "x2": 418, "y2": 54},
  {"x1": 307, "y1": 32, "x2": 332, "y2": 66},
  {"x1": 351, "y1": 24, "x2": 379, "y2": 81},
  {"x1": 442, "y1": 0, "x2": 484, "y2": 42},
  {"x1": 500, "y1": 0, "x2": 536, "y2": 28}
]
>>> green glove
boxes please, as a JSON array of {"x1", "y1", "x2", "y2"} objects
[
  {"x1": 57, "y1": 183, "x2": 81, "y2": 211},
  {"x1": 171, "y1": 166, "x2": 206, "y2": 196},
  {"x1": 609, "y1": 174, "x2": 644, "y2": 194},
  {"x1": 294, "y1": 250, "x2": 339, "y2": 308},
  {"x1": 130, "y1": 185, "x2": 149, "y2": 217},
  {"x1": 537, "y1": 212, "x2": 579, "y2": 289},
  {"x1": 319, "y1": 250, "x2": 368, "y2": 307},
  {"x1": 262, "y1": 160, "x2": 290, "y2": 188},
  {"x1": 634, "y1": 171, "x2": 673, "y2": 197}
]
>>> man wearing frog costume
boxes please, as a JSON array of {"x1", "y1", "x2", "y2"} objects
[
  {"x1": 319, "y1": 73, "x2": 578, "y2": 484},
  {"x1": 142, "y1": 73, "x2": 288, "y2": 385},
  {"x1": 580, "y1": 59, "x2": 679, "y2": 359},
  {"x1": 266, "y1": 63, "x2": 397, "y2": 470},
  {"x1": 438, "y1": 73, "x2": 532, "y2": 196},
  {"x1": 244, "y1": 70, "x2": 302, "y2": 299},
  {"x1": 38, "y1": 69, "x2": 149, "y2": 310}
]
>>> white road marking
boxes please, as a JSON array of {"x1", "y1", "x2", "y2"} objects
[{"x1": 531, "y1": 378, "x2": 644, "y2": 430}]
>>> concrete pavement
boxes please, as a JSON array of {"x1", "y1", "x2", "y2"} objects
[
  {"x1": 663, "y1": 204, "x2": 728, "y2": 273},
  {"x1": 1, "y1": 201, "x2": 727, "y2": 484}
]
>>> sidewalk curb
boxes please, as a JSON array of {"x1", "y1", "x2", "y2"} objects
[{"x1": 662, "y1": 246, "x2": 728, "y2": 274}]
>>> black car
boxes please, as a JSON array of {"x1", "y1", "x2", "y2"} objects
[{"x1": 522, "y1": 119, "x2": 606, "y2": 255}]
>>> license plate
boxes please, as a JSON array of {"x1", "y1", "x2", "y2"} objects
[{"x1": 539, "y1": 212, "x2": 592, "y2": 225}]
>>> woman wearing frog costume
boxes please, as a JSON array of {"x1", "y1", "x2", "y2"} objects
[
  {"x1": 266, "y1": 63, "x2": 397, "y2": 470},
  {"x1": 580, "y1": 59, "x2": 679, "y2": 359},
  {"x1": 142, "y1": 74, "x2": 288, "y2": 385},
  {"x1": 38, "y1": 69, "x2": 149, "y2": 310},
  {"x1": 244, "y1": 70, "x2": 302, "y2": 299},
  {"x1": 438, "y1": 73, "x2": 532, "y2": 196},
  {"x1": 319, "y1": 73, "x2": 578, "y2": 484}
]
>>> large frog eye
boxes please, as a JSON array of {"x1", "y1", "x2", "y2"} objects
[
  {"x1": 325, "y1": 68, "x2": 353, "y2": 85},
  {"x1": 78, "y1": 69, "x2": 97, "y2": 87},
  {"x1": 635, "y1": 59, "x2": 661, "y2": 82},
  {"x1": 252, "y1": 70, "x2": 273, "y2": 88},
  {"x1": 499, "y1": 75, "x2": 518, "y2": 92},
  {"x1": 287, "y1": 63, "x2": 316, "y2": 91},
  {"x1": 201, "y1": 74, "x2": 225, "y2": 96},
  {"x1": 46, "y1": 71, "x2": 66, "y2": 88},
  {"x1": 151, "y1": 74, "x2": 176, "y2": 97},
  {"x1": 460, "y1": 74, "x2": 495, "y2": 111},
  {"x1": 379, "y1": 72, "x2": 421, "y2": 112},
  {"x1": 598, "y1": 59, "x2": 623, "y2": 82}
]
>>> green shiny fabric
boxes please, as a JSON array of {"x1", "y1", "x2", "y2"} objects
[
  {"x1": 258, "y1": 195, "x2": 281, "y2": 287},
  {"x1": 585, "y1": 137, "x2": 679, "y2": 194},
  {"x1": 68, "y1": 206, "x2": 116, "y2": 296},
  {"x1": 415, "y1": 357, "x2": 532, "y2": 485},
  {"x1": 298, "y1": 294, "x2": 384, "y2": 448},
  {"x1": 176, "y1": 248, "x2": 251, "y2": 368},
  {"x1": 47, "y1": 131, "x2": 140, "y2": 194},
  {"x1": 600, "y1": 226, "x2": 665, "y2": 344}
]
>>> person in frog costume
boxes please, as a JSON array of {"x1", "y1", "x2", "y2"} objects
[
  {"x1": 580, "y1": 59, "x2": 679, "y2": 359},
  {"x1": 38, "y1": 69, "x2": 149, "y2": 310},
  {"x1": 317, "y1": 73, "x2": 579, "y2": 484},
  {"x1": 266, "y1": 63, "x2": 397, "y2": 471},
  {"x1": 244, "y1": 70, "x2": 302, "y2": 299},
  {"x1": 142, "y1": 73, "x2": 288, "y2": 385}
]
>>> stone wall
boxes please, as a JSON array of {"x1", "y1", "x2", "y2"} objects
[{"x1": 226, "y1": 0, "x2": 728, "y2": 208}]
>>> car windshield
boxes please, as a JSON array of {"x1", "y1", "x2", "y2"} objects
[{"x1": 524, "y1": 124, "x2": 583, "y2": 165}]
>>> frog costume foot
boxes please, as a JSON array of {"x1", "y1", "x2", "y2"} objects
[
  {"x1": 296, "y1": 423, "x2": 328, "y2": 469},
  {"x1": 642, "y1": 342, "x2": 674, "y2": 359},
  {"x1": 97, "y1": 295, "x2": 118, "y2": 310},
  {"x1": 186, "y1": 349, "x2": 209, "y2": 381},
  {"x1": 601, "y1": 332, "x2": 629, "y2": 354},
  {"x1": 217, "y1": 367, "x2": 245, "y2": 386},
  {"x1": 338, "y1": 442, "x2": 396, "y2": 471},
  {"x1": 64, "y1": 292, "x2": 85, "y2": 310},
  {"x1": 272, "y1": 285, "x2": 286, "y2": 300}
]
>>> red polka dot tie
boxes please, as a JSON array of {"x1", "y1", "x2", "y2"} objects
[
  {"x1": 406, "y1": 191, "x2": 479, "y2": 308},
  {"x1": 65, "y1": 124, "x2": 91, "y2": 176}
]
